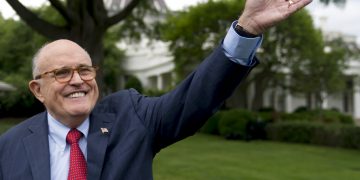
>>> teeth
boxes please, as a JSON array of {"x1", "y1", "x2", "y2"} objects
[{"x1": 68, "y1": 92, "x2": 85, "y2": 98}]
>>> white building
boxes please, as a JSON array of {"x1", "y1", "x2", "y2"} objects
[
  {"x1": 120, "y1": 38, "x2": 174, "y2": 90},
  {"x1": 259, "y1": 31, "x2": 360, "y2": 125}
]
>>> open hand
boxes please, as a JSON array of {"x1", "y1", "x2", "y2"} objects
[{"x1": 238, "y1": 0, "x2": 313, "y2": 35}]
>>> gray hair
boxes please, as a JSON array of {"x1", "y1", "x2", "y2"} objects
[{"x1": 32, "y1": 42, "x2": 49, "y2": 79}]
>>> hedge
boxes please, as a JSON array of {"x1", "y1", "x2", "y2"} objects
[
  {"x1": 217, "y1": 109, "x2": 257, "y2": 140},
  {"x1": 200, "y1": 111, "x2": 223, "y2": 135},
  {"x1": 266, "y1": 121, "x2": 360, "y2": 150},
  {"x1": 280, "y1": 109, "x2": 353, "y2": 124}
]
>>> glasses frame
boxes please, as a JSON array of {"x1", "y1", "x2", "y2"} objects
[{"x1": 34, "y1": 65, "x2": 98, "y2": 83}]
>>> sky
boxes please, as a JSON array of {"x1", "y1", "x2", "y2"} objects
[
  {"x1": 306, "y1": 0, "x2": 360, "y2": 44},
  {"x1": 0, "y1": 0, "x2": 359, "y2": 44}
]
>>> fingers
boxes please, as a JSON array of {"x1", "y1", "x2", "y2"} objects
[
  {"x1": 288, "y1": 0, "x2": 313, "y2": 12},
  {"x1": 285, "y1": 0, "x2": 294, "y2": 6},
  {"x1": 289, "y1": 0, "x2": 294, "y2": 6}
]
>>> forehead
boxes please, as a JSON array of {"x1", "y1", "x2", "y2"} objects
[{"x1": 37, "y1": 40, "x2": 92, "y2": 70}]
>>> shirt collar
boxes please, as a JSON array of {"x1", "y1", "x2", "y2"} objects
[{"x1": 47, "y1": 113, "x2": 89, "y2": 151}]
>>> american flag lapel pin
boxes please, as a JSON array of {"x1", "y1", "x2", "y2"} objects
[{"x1": 100, "y1": 128, "x2": 109, "y2": 134}]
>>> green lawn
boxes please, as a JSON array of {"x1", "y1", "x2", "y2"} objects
[{"x1": 154, "y1": 134, "x2": 360, "y2": 180}]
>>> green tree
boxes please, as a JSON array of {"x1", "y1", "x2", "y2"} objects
[
  {"x1": 251, "y1": 10, "x2": 324, "y2": 110},
  {"x1": 103, "y1": 29, "x2": 126, "y2": 94},
  {"x1": 159, "y1": 0, "x2": 245, "y2": 79},
  {"x1": 158, "y1": 0, "x2": 351, "y2": 111},
  {"x1": 290, "y1": 36, "x2": 359, "y2": 109},
  {"x1": 5, "y1": 0, "x2": 160, "y2": 93},
  {"x1": 0, "y1": 16, "x2": 46, "y2": 116}
]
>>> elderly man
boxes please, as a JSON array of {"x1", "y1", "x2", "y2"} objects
[{"x1": 0, "y1": 0, "x2": 312, "y2": 179}]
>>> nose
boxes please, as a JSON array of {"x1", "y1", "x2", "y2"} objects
[{"x1": 68, "y1": 70, "x2": 84, "y2": 85}]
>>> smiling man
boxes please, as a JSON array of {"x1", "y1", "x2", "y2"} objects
[
  {"x1": 29, "y1": 40, "x2": 99, "y2": 128},
  {"x1": 0, "y1": 0, "x2": 312, "y2": 179}
]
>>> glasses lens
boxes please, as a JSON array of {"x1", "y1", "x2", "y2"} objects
[
  {"x1": 54, "y1": 67, "x2": 72, "y2": 82},
  {"x1": 78, "y1": 66, "x2": 96, "y2": 81}
]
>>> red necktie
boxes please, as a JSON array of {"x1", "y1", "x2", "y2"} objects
[{"x1": 66, "y1": 129, "x2": 87, "y2": 180}]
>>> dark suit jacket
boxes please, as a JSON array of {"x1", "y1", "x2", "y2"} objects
[{"x1": 0, "y1": 46, "x2": 257, "y2": 180}]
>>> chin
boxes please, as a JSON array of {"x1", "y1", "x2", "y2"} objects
[{"x1": 67, "y1": 106, "x2": 92, "y2": 117}]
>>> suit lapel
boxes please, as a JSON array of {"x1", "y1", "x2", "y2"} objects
[
  {"x1": 22, "y1": 113, "x2": 51, "y2": 180},
  {"x1": 87, "y1": 112, "x2": 114, "y2": 180}
]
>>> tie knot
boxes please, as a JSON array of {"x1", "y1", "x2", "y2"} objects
[{"x1": 66, "y1": 129, "x2": 83, "y2": 144}]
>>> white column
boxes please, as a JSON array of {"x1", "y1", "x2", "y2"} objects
[
  {"x1": 157, "y1": 74, "x2": 163, "y2": 90},
  {"x1": 284, "y1": 75, "x2": 292, "y2": 113},
  {"x1": 247, "y1": 82, "x2": 255, "y2": 109},
  {"x1": 171, "y1": 72, "x2": 176, "y2": 87},
  {"x1": 353, "y1": 84, "x2": 360, "y2": 125},
  {"x1": 321, "y1": 92, "x2": 328, "y2": 109},
  {"x1": 284, "y1": 89, "x2": 292, "y2": 113}
]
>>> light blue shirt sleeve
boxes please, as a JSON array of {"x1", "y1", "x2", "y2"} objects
[{"x1": 222, "y1": 21, "x2": 263, "y2": 66}]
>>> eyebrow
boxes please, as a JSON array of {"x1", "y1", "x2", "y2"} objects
[{"x1": 57, "y1": 64, "x2": 92, "y2": 69}]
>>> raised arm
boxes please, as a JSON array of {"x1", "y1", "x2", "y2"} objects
[{"x1": 129, "y1": 0, "x2": 313, "y2": 150}]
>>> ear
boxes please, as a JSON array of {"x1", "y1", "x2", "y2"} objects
[{"x1": 29, "y1": 80, "x2": 45, "y2": 103}]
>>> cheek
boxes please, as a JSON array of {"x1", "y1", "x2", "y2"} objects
[
  {"x1": 89, "y1": 81, "x2": 99, "y2": 100},
  {"x1": 91, "y1": 90, "x2": 99, "y2": 108},
  {"x1": 41, "y1": 84, "x2": 64, "y2": 103}
]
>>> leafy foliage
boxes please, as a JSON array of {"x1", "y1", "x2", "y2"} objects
[
  {"x1": 0, "y1": 18, "x2": 45, "y2": 78},
  {"x1": 158, "y1": 0, "x2": 245, "y2": 80},
  {"x1": 200, "y1": 111, "x2": 223, "y2": 135},
  {"x1": 218, "y1": 109, "x2": 256, "y2": 139},
  {"x1": 103, "y1": 28, "x2": 126, "y2": 94},
  {"x1": 0, "y1": 16, "x2": 46, "y2": 116},
  {"x1": 289, "y1": 35, "x2": 359, "y2": 108},
  {"x1": 280, "y1": 109, "x2": 354, "y2": 124},
  {"x1": 266, "y1": 121, "x2": 360, "y2": 149},
  {"x1": 158, "y1": 0, "x2": 354, "y2": 110},
  {"x1": 124, "y1": 75, "x2": 143, "y2": 93}
]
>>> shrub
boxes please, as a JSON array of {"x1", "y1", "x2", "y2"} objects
[
  {"x1": 266, "y1": 121, "x2": 319, "y2": 143},
  {"x1": 266, "y1": 121, "x2": 360, "y2": 150},
  {"x1": 200, "y1": 111, "x2": 223, "y2": 135},
  {"x1": 246, "y1": 119, "x2": 267, "y2": 140},
  {"x1": 257, "y1": 107, "x2": 275, "y2": 112},
  {"x1": 0, "y1": 75, "x2": 44, "y2": 118},
  {"x1": 218, "y1": 109, "x2": 256, "y2": 140},
  {"x1": 281, "y1": 112, "x2": 315, "y2": 122},
  {"x1": 318, "y1": 110, "x2": 353, "y2": 124},
  {"x1": 143, "y1": 89, "x2": 168, "y2": 97},
  {"x1": 256, "y1": 111, "x2": 279, "y2": 123},
  {"x1": 280, "y1": 109, "x2": 353, "y2": 124},
  {"x1": 293, "y1": 106, "x2": 309, "y2": 113},
  {"x1": 124, "y1": 75, "x2": 143, "y2": 93},
  {"x1": 337, "y1": 113, "x2": 354, "y2": 124},
  {"x1": 341, "y1": 127, "x2": 360, "y2": 149}
]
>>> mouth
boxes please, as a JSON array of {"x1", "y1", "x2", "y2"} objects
[{"x1": 66, "y1": 91, "x2": 87, "y2": 98}]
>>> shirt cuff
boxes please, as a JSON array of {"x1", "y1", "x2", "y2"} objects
[{"x1": 222, "y1": 21, "x2": 263, "y2": 66}]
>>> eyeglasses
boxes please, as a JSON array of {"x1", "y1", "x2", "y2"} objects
[{"x1": 35, "y1": 65, "x2": 98, "y2": 83}]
